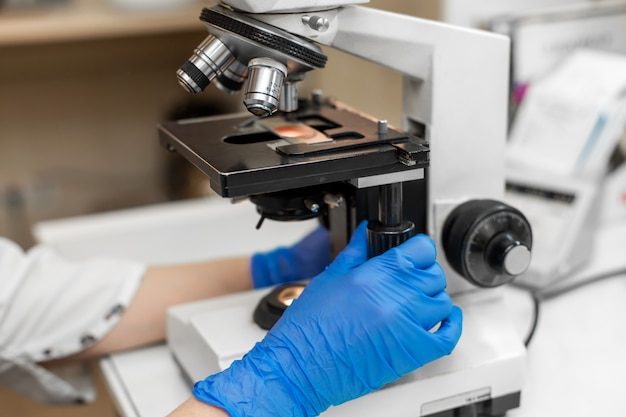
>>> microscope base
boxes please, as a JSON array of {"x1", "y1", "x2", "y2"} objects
[{"x1": 167, "y1": 288, "x2": 525, "y2": 417}]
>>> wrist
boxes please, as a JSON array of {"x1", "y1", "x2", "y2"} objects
[{"x1": 167, "y1": 397, "x2": 230, "y2": 417}]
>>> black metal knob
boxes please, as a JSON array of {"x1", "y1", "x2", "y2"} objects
[
  {"x1": 367, "y1": 220, "x2": 416, "y2": 258},
  {"x1": 442, "y1": 199, "x2": 532, "y2": 287},
  {"x1": 366, "y1": 182, "x2": 416, "y2": 258}
]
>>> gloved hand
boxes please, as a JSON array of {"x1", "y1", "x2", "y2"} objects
[
  {"x1": 194, "y1": 222, "x2": 462, "y2": 417},
  {"x1": 251, "y1": 225, "x2": 331, "y2": 288}
]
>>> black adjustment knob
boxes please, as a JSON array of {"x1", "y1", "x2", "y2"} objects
[
  {"x1": 366, "y1": 182, "x2": 416, "y2": 258},
  {"x1": 486, "y1": 232, "x2": 532, "y2": 276},
  {"x1": 442, "y1": 199, "x2": 532, "y2": 287},
  {"x1": 367, "y1": 220, "x2": 416, "y2": 258}
]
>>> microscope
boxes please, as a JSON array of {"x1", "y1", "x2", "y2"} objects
[{"x1": 161, "y1": 1, "x2": 533, "y2": 416}]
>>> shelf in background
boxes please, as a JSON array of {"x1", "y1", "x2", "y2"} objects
[{"x1": 0, "y1": 0, "x2": 206, "y2": 46}]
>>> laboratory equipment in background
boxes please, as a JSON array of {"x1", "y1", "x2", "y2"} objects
[
  {"x1": 160, "y1": 1, "x2": 532, "y2": 416},
  {"x1": 488, "y1": 1, "x2": 626, "y2": 120},
  {"x1": 480, "y1": 2, "x2": 626, "y2": 291},
  {"x1": 601, "y1": 142, "x2": 626, "y2": 224},
  {"x1": 441, "y1": 0, "x2": 594, "y2": 28},
  {"x1": 505, "y1": 49, "x2": 626, "y2": 290}
]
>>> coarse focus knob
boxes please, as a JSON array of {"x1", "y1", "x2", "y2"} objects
[
  {"x1": 442, "y1": 199, "x2": 532, "y2": 287},
  {"x1": 367, "y1": 220, "x2": 416, "y2": 259}
]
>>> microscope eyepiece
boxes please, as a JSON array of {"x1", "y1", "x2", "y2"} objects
[
  {"x1": 176, "y1": 35, "x2": 236, "y2": 94},
  {"x1": 244, "y1": 57, "x2": 288, "y2": 118}
]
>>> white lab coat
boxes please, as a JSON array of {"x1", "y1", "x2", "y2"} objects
[{"x1": 0, "y1": 237, "x2": 145, "y2": 404}]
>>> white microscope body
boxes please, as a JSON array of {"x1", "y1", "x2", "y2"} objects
[{"x1": 166, "y1": 1, "x2": 528, "y2": 415}]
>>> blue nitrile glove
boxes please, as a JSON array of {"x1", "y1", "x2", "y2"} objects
[
  {"x1": 251, "y1": 225, "x2": 331, "y2": 288},
  {"x1": 194, "y1": 222, "x2": 463, "y2": 417}
]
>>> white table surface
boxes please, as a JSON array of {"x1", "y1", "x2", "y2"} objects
[{"x1": 35, "y1": 198, "x2": 626, "y2": 417}]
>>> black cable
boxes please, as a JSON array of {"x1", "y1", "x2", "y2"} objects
[
  {"x1": 535, "y1": 268, "x2": 626, "y2": 300},
  {"x1": 520, "y1": 268, "x2": 626, "y2": 347},
  {"x1": 523, "y1": 292, "x2": 541, "y2": 347}
]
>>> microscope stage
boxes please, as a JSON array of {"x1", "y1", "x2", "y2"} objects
[{"x1": 158, "y1": 103, "x2": 429, "y2": 198}]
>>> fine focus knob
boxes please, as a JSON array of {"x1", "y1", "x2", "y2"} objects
[
  {"x1": 486, "y1": 233, "x2": 532, "y2": 276},
  {"x1": 442, "y1": 199, "x2": 532, "y2": 287}
]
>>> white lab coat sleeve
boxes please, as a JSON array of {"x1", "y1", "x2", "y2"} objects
[{"x1": 0, "y1": 237, "x2": 146, "y2": 363}]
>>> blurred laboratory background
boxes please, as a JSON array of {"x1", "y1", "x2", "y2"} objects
[{"x1": 1, "y1": 0, "x2": 624, "y2": 415}]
